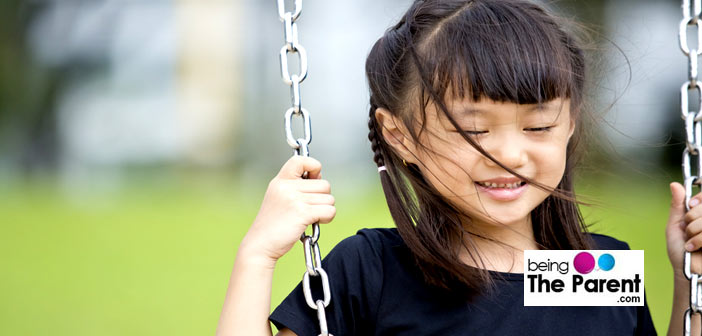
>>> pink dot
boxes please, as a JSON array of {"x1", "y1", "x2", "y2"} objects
[{"x1": 573, "y1": 252, "x2": 595, "y2": 274}]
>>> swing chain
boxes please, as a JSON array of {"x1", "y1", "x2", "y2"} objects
[
  {"x1": 681, "y1": 1, "x2": 702, "y2": 335},
  {"x1": 277, "y1": 1, "x2": 333, "y2": 335}
]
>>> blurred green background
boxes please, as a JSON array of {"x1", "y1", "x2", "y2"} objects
[{"x1": 0, "y1": 0, "x2": 694, "y2": 335}]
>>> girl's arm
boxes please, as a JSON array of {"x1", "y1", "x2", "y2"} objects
[
  {"x1": 215, "y1": 156, "x2": 335, "y2": 336},
  {"x1": 667, "y1": 183, "x2": 702, "y2": 335},
  {"x1": 216, "y1": 247, "x2": 277, "y2": 336},
  {"x1": 668, "y1": 275, "x2": 700, "y2": 336},
  {"x1": 216, "y1": 248, "x2": 299, "y2": 336}
]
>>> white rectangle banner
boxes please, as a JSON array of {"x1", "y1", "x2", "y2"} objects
[{"x1": 523, "y1": 250, "x2": 644, "y2": 306}]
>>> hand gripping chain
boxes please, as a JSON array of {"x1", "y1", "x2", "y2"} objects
[
  {"x1": 276, "y1": 1, "x2": 333, "y2": 335},
  {"x1": 680, "y1": 1, "x2": 702, "y2": 335}
]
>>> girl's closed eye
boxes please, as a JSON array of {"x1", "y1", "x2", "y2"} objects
[
  {"x1": 462, "y1": 130, "x2": 488, "y2": 136},
  {"x1": 525, "y1": 126, "x2": 555, "y2": 132},
  {"x1": 460, "y1": 126, "x2": 555, "y2": 136}
]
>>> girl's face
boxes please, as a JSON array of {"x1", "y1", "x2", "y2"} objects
[{"x1": 379, "y1": 97, "x2": 575, "y2": 231}]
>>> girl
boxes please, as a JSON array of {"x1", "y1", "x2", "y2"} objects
[{"x1": 217, "y1": 0, "x2": 701, "y2": 335}]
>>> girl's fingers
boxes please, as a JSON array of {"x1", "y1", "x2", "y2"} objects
[
  {"x1": 684, "y1": 195, "x2": 702, "y2": 223},
  {"x1": 277, "y1": 156, "x2": 323, "y2": 180},
  {"x1": 686, "y1": 195, "x2": 702, "y2": 251},
  {"x1": 686, "y1": 217, "x2": 702, "y2": 239},
  {"x1": 311, "y1": 204, "x2": 337, "y2": 224},
  {"x1": 303, "y1": 193, "x2": 335, "y2": 206},
  {"x1": 686, "y1": 233, "x2": 702, "y2": 252},
  {"x1": 291, "y1": 179, "x2": 331, "y2": 193}
]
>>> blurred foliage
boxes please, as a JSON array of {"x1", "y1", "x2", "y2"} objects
[
  {"x1": 0, "y1": 0, "x2": 686, "y2": 177},
  {"x1": 0, "y1": 0, "x2": 59, "y2": 173}
]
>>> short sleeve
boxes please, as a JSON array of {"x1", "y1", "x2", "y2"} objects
[{"x1": 269, "y1": 230, "x2": 384, "y2": 336}]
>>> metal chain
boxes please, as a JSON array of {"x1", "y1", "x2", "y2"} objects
[
  {"x1": 276, "y1": 1, "x2": 334, "y2": 335},
  {"x1": 680, "y1": 1, "x2": 702, "y2": 335}
]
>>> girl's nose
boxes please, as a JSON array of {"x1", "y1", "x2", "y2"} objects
[{"x1": 484, "y1": 138, "x2": 527, "y2": 169}]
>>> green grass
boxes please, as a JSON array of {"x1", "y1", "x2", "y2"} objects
[{"x1": 0, "y1": 172, "x2": 680, "y2": 335}]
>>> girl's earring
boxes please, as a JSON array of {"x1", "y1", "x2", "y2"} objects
[{"x1": 402, "y1": 159, "x2": 408, "y2": 166}]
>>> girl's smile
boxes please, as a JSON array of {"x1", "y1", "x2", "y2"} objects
[{"x1": 474, "y1": 179, "x2": 528, "y2": 201}]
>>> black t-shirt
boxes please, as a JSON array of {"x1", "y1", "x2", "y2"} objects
[{"x1": 269, "y1": 228, "x2": 657, "y2": 335}]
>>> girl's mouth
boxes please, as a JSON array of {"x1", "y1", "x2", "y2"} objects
[
  {"x1": 475, "y1": 181, "x2": 526, "y2": 189},
  {"x1": 474, "y1": 181, "x2": 528, "y2": 201}
]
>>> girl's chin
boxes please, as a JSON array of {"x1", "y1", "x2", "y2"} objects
[{"x1": 463, "y1": 214, "x2": 531, "y2": 228}]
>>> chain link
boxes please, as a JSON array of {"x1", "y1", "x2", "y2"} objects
[
  {"x1": 276, "y1": 1, "x2": 334, "y2": 335},
  {"x1": 681, "y1": 0, "x2": 702, "y2": 56},
  {"x1": 681, "y1": 1, "x2": 702, "y2": 334}
]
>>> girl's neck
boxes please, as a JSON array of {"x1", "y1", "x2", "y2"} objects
[{"x1": 458, "y1": 216, "x2": 539, "y2": 274}]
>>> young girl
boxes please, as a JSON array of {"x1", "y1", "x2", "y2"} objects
[{"x1": 217, "y1": 0, "x2": 702, "y2": 335}]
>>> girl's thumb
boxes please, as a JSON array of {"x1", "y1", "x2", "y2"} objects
[{"x1": 669, "y1": 182, "x2": 687, "y2": 218}]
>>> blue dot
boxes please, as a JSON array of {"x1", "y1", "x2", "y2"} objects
[{"x1": 598, "y1": 253, "x2": 615, "y2": 271}]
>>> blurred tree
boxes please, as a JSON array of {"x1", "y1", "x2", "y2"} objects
[{"x1": 0, "y1": 0, "x2": 59, "y2": 176}]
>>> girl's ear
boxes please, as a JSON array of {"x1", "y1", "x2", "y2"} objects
[
  {"x1": 568, "y1": 118, "x2": 575, "y2": 140},
  {"x1": 375, "y1": 108, "x2": 417, "y2": 163}
]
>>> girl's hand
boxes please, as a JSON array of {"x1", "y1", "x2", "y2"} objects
[
  {"x1": 239, "y1": 156, "x2": 336, "y2": 265},
  {"x1": 667, "y1": 182, "x2": 702, "y2": 279}
]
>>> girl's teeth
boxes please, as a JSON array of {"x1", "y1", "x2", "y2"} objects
[{"x1": 479, "y1": 181, "x2": 522, "y2": 189}]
